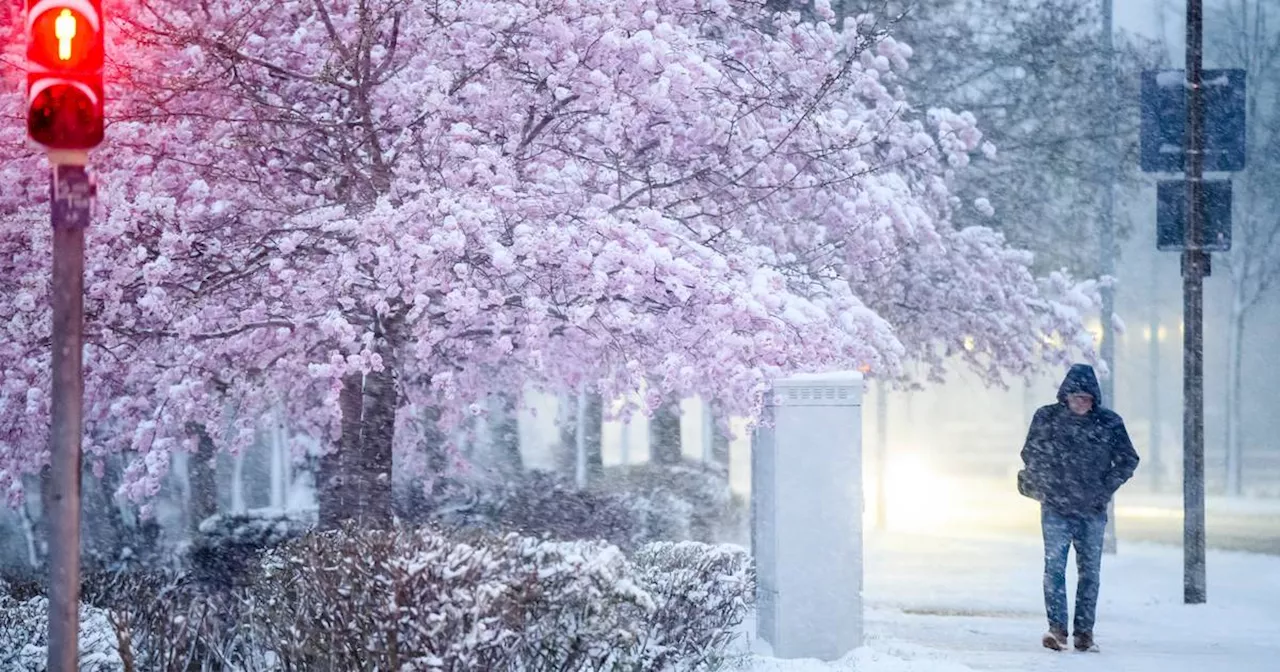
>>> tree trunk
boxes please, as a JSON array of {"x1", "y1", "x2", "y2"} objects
[
  {"x1": 268, "y1": 413, "x2": 291, "y2": 510},
  {"x1": 1225, "y1": 300, "x2": 1246, "y2": 497},
  {"x1": 34, "y1": 470, "x2": 53, "y2": 567},
  {"x1": 359, "y1": 327, "x2": 399, "y2": 528},
  {"x1": 650, "y1": 396, "x2": 683, "y2": 466},
  {"x1": 559, "y1": 390, "x2": 604, "y2": 485},
  {"x1": 230, "y1": 452, "x2": 246, "y2": 513},
  {"x1": 94, "y1": 458, "x2": 135, "y2": 559},
  {"x1": 555, "y1": 394, "x2": 577, "y2": 476},
  {"x1": 710, "y1": 413, "x2": 731, "y2": 467},
  {"x1": 18, "y1": 493, "x2": 41, "y2": 570},
  {"x1": 319, "y1": 372, "x2": 364, "y2": 528},
  {"x1": 574, "y1": 388, "x2": 587, "y2": 488},
  {"x1": 315, "y1": 441, "x2": 344, "y2": 529},
  {"x1": 584, "y1": 392, "x2": 604, "y2": 483},
  {"x1": 186, "y1": 423, "x2": 219, "y2": 536},
  {"x1": 619, "y1": 418, "x2": 632, "y2": 465},
  {"x1": 78, "y1": 460, "x2": 116, "y2": 566},
  {"x1": 419, "y1": 402, "x2": 448, "y2": 473},
  {"x1": 491, "y1": 392, "x2": 523, "y2": 479}
]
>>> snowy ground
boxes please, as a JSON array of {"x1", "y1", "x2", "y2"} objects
[{"x1": 740, "y1": 530, "x2": 1280, "y2": 672}]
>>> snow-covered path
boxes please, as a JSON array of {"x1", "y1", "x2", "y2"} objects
[{"x1": 744, "y1": 530, "x2": 1280, "y2": 672}]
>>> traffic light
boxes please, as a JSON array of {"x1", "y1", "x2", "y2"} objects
[{"x1": 26, "y1": 0, "x2": 105, "y2": 149}]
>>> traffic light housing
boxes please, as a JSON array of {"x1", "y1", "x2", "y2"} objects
[{"x1": 26, "y1": 0, "x2": 104, "y2": 150}]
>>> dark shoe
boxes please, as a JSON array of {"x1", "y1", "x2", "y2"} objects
[
  {"x1": 1074, "y1": 632, "x2": 1099, "y2": 652},
  {"x1": 1042, "y1": 628, "x2": 1068, "y2": 651}
]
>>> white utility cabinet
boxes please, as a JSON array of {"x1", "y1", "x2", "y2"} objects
[{"x1": 752, "y1": 370, "x2": 864, "y2": 660}]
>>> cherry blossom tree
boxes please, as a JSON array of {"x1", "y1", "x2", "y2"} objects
[{"x1": 0, "y1": 0, "x2": 1100, "y2": 525}]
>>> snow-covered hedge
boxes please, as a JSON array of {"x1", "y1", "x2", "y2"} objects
[
  {"x1": 0, "y1": 587, "x2": 122, "y2": 671},
  {"x1": 82, "y1": 570, "x2": 262, "y2": 671},
  {"x1": 3, "y1": 526, "x2": 754, "y2": 670},
  {"x1": 413, "y1": 464, "x2": 745, "y2": 552},
  {"x1": 480, "y1": 470, "x2": 680, "y2": 550},
  {"x1": 188, "y1": 509, "x2": 313, "y2": 589},
  {"x1": 631, "y1": 542, "x2": 755, "y2": 669},
  {"x1": 255, "y1": 525, "x2": 754, "y2": 670},
  {"x1": 602, "y1": 463, "x2": 745, "y2": 544}
]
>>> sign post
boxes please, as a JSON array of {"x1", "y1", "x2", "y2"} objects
[
  {"x1": 1139, "y1": 6, "x2": 1246, "y2": 607},
  {"x1": 1181, "y1": 0, "x2": 1209, "y2": 606}
]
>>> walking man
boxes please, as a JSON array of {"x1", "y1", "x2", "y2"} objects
[{"x1": 1018, "y1": 364, "x2": 1140, "y2": 652}]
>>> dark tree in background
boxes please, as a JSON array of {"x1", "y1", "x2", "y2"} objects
[
  {"x1": 650, "y1": 397, "x2": 684, "y2": 466},
  {"x1": 556, "y1": 391, "x2": 604, "y2": 484},
  {"x1": 185, "y1": 423, "x2": 219, "y2": 535},
  {"x1": 491, "y1": 392, "x2": 525, "y2": 479},
  {"x1": 1201, "y1": 0, "x2": 1280, "y2": 496},
  {"x1": 846, "y1": 0, "x2": 1157, "y2": 274}
]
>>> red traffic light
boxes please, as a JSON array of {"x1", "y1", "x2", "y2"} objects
[
  {"x1": 26, "y1": 0, "x2": 104, "y2": 150},
  {"x1": 29, "y1": 6, "x2": 101, "y2": 69}
]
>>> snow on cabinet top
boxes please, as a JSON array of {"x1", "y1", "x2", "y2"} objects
[
  {"x1": 771, "y1": 370, "x2": 865, "y2": 387},
  {"x1": 768, "y1": 371, "x2": 866, "y2": 407}
]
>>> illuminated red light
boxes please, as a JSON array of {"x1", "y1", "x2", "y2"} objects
[{"x1": 25, "y1": 0, "x2": 105, "y2": 149}]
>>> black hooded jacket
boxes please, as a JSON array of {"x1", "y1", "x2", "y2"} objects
[{"x1": 1018, "y1": 364, "x2": 1140, "y2": 515}]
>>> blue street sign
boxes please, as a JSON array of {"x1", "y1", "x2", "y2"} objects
[
  {"x1": 1156, "y1": 179, "x2": 1232, "y2": 251},
  {"x1": 1140, "y1": 69, "x2": 1246, "y2": 173}
]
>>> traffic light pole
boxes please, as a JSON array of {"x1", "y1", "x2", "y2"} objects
[
  {"x1": 46, "y1": 151, "x2": 91, "y2": 671},
  {"x1": 1182, "y1": 0, "x2": 1208, "y2": 605}
]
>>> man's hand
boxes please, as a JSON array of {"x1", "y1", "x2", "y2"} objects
[
  {"x1": 1092, "y1": 492, "x2": 1112, "y2": 513},
  {"x1": 1017, "y1": 468, "x2": 1041, "y2": 500}
]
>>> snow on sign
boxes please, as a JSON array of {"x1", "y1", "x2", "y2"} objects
[
  {"x1": 1156, "y1": 179, "x2": 1232, "y2": 252},
  {"x1": 1140, "y1": 69, "x2": 1246, "y2": 173}
]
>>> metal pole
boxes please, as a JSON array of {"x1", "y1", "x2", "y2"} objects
[
  {"x1": 46, "y1": 155, "x2": 92, "y2": 672},
  {"x1": 1183, "y1": 0, "x2": 1208, "y2": 605},
  {"x1": 1100, "y1": 0, "x2": 1119, "y2": 555},
  {"x1": 874, "y1": 380, "x2": 888, "y2": 531}
]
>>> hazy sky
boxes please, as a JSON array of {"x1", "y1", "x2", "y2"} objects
[
  {"x1": 1116, "y1": 0, "x2": 1166, "y2": 38},
  {"x1": 1116, "y1": 0, "x2": 1221, "y2": 61},
  {"x1": 1118, "y1": 0, "x2": 1179, "y2": 55}
]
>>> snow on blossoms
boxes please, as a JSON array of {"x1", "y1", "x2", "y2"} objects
[{"x1": 0, "y1": 0, "x2": 1099, "y2": 504}]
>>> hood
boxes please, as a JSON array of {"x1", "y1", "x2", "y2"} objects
[{"x1": 1056, "y1": 364, "x2": 1103, "y2": 407}]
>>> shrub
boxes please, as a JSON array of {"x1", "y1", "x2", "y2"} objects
[
  {"x1": 2, "y1": 525, "x2": 754, "y2": 671},
  {"x1": 0, "y1": 589, "x2": 121, "y2": 672},
  {"x1": 252, "y1": 525, "x2": 753, "y2": 671},
  {"x1": 402, "y1": 470, "x2": 677, "y2": 552},
  {"x1": 602, "y1": 462, "x2": 744, "y2": 544},
  {"x1": 252, "y1": 524, "x2": 520, "y2": 670},
  {"x1": 83, "y1": 569, "x2": 266, "y2": 671},
  {"x1": 631, "y1": 542, "x2": 755, "y2": 670},
  {"x1": 485, "y1": 470, "x2": 658, "y2": 551},
  {"x1": 188, "y1": 509, "x2": 314, "y2": 590},
  {"x1": 406, "y1": 464, "x2": 745, "y2": 552},
  {"x1": 254, "y1": 523, "x2": 662, "y2": 670}
]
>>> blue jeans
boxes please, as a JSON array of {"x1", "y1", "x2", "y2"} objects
[{"x1": 1041, "y1": 507, "x2": 1107, "y2": 634}]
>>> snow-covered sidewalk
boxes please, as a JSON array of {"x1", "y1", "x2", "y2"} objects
[{"x1": 741, "y1": 530, "x2": 1280, "y2": 672}]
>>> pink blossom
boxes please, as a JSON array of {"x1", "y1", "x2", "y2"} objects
[{"x1": 0, "y1": 0, "x2": 1099, "y2": 504}]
